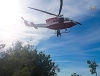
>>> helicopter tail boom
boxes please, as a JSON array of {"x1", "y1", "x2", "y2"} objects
[{"x1": 30, "y1": 22, "x2": 38, "y2": 29}]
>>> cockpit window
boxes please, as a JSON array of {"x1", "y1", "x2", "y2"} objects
[{"x1": 65, "y1": 18, "x2": 70, "y2": 21}]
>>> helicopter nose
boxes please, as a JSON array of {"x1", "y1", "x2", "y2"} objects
[
  {"x1": 70, "y1": 20, "x2": 82, "y2": 25},
  {"x1": 75, "y1": 21, "x2": 82, "y2": 25},
  {"x1": 70, "y1": 20, "x2": 77, "y2": 24}
]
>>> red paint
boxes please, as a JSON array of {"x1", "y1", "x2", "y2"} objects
[
  {"x1": 46, "y1": 17, "x2": 77, "y2": 30},
  {"x1": 46, "y1": 17, "x2": 59, "y2": 24},
  {"x1": 47, "y1": 22, "x2": 76, "y2": 30}
]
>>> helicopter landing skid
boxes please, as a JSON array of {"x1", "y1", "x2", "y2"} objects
[
  {"x1": 61, "y1": 31, "x2": 70, "y2": 33},
  {"x1": 64, "y1": 29, "x2": 70, "y2": 33},
  {"x1": 54, "y1": 30, "x2": 70, "y2": 34}
]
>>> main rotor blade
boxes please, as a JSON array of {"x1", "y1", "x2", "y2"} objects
[
  {"x1": 28, "y1": 7, "x2": 58, "y2": 16},
  {"x1": 58, "y1": 0, "x2": 63, "y2": 16}
]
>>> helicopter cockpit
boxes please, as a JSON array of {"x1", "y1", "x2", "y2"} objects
[
  {"x1": 59, "y1": 17, "x2": 70, "y2": 23},
  {"x1": 64, "y1": 17, "x2": 70, "y2": 21}
]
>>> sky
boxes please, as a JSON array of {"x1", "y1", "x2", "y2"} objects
[{"x1": 0, "y1": 0, "x2": 100, "y2": 76}]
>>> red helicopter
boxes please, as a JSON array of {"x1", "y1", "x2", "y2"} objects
[{"x1": 21, "y1": 0, "x2": 81, "y2": 37}]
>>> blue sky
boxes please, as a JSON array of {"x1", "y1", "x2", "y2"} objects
[
  {"x1": 37, "y1": 7, "x2": 100, "y2": 76},
  {"x1": 37, "y1": 10, "x2": 100, "y2": 76},
  {"x1": 0, "y1": 0, "x2": 100, "y2": 76}
]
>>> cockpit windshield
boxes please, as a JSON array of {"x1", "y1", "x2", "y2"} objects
[{"x1": 64, "y1": 17, "x2": 70, "y2": 21}]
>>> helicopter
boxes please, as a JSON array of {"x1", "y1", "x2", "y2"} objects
[{"x1": 21, "y1": 0, "x2": 81, "y2": 37}]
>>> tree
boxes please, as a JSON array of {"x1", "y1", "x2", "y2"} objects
[
  {"x1": 87, "y1": 59, "x2": 98, "y2": 76},
  {"x1": 0, "y1": 41, "x2": 60, "y2": 76},
  {"x1": 71, "y1": 73, "x2": 81, "y2": 76},
  {"x1": 0, "y1": 43, "x2": 5, "y2": 53}
]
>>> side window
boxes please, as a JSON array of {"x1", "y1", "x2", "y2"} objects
[{"x1": 52, "y1": 19, "x2": 56, "y2": 23}]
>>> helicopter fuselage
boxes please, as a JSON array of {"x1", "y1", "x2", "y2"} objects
[
  {"x1": 46, "y1": 17, "x2": 77, "y2": 30},
  {"x1": 26, "y1": 0, "x2": 81, "y2": 36},
  {"x1": 22, "y1": 17, "x2": 80, "y2": 31}
]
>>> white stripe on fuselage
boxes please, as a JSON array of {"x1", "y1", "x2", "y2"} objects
[{"x1": 30, "y1": 21, "x2": 75, "y2": 28}]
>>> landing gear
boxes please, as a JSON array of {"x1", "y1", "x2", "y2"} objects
[
  {"x1": 65, "y1": 29, "x2": 70, "y2": 33},
  {"x1": 54, "y1": 29, "x2": 70, "y2": 37}
]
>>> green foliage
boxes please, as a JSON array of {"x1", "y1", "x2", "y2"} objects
[
  {"x1": 87, "y1": 59, "x2": 98, "y2": 76},
  {"x1": 71, "y1": 73, "x2": 80, "y2": 76},
  {"x1": 0, "y1": 41, "x2": 60, "y2": 76},
  {"x1": 12, "y1": 67, "x2": 30, "y2": 76},
  {"x1": 87, "y1": 60, "x2": 91, "y2": 64}
]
